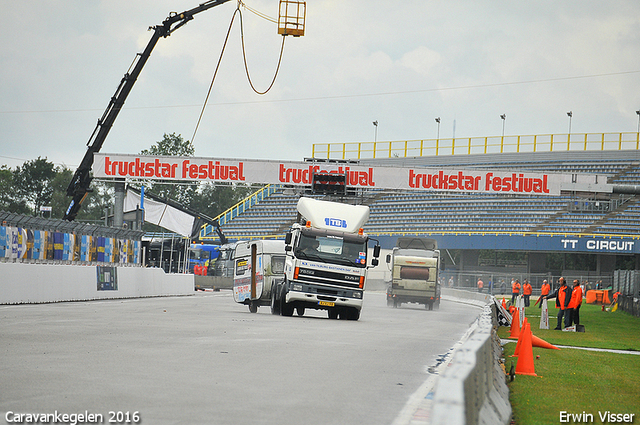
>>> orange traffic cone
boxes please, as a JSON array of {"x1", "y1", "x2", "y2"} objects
[
  {"x1": 515, "y1": 322, "x2": 537, "y2": 376},
  {"x1": 511, "y1": 317, "x2": 528, "y2": 357},
  {"x1": 531, "y1": 333, "x2": 560, "y2": 350},
  {"x1": 508, "y1": 308, "x2": 521, "y2": 339},
  {"x1": 502, "y1": 298, "x2": 507, "y2": 309}
]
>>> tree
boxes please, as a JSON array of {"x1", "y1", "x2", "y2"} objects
[
  {"x1": 0, "y1": 165, "x2": 29, "y2": 214},
  {"x1": 138, "y1": 133, "x2": 197, "y2": 206},
  {"x1": 11, "y1": 157, "x2": 56, "y2": 215},
  {"x1": 140, "y1": 132, "x2": 195, "y2": 157},
  {"x1": 190, "y1": 182, "x2": 253, "y2": 217}
]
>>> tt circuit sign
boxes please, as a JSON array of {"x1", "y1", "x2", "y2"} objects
[
  {"x1": 93, "y1": 153, "x2": 611, "y2": 196},
  {"x1": 560, "y1": 238, "x2": 637, "y2": 253}
]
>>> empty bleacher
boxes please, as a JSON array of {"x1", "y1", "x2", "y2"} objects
[{"x1": 210, "y1": 150, "x2": 640, "y2": 240}]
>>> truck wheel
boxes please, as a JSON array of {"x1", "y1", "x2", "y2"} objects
[
  {"x1": 346, "y1": 307, "x2": 360, "y2": 321},
  {"x1": 426, "y1": 302, "x2": 433, "y2": 311},
  {"x1": 280, "y1": 288, "x2": 294, "y2": 316},
  {"x1": 386, "y1": 297, "x2": 393, "y2": 307},
  {"x1": 328, "y1": 309, "x2": 339, "y2": 319},
  {"x1": 249, "y1": 301, "x2": 258, "y2": 313},
  {"x1": 434, "y1": 300, "x2": 440, "y2": 310},
  {"x1": 270, "y1": 289, "x2": 281, "y2": 315},
  {"x1": 296, "y1": 306, "x2": 305, "y2": 317},
  {"x1": 393, "y1": 299, "x2": 399, "y2": 308}
]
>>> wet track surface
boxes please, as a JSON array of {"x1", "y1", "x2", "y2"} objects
[{"x1": 1, "y1": 291, "x2": 481, "y2": 425}]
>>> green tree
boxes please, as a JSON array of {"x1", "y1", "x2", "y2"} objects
[
  {"x1": 11, "y1": 157, "x2": 57, "y2": 215},
  {"x1": 138, "y1": 133, "x2": 197, "y2": 206},
  {"x1": 190, "y1": 182, "x2": 253, "y2": 217}
]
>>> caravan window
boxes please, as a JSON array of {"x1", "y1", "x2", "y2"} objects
[{"x1": 271, "y1": 255, "x2": 285, "y2": 274}]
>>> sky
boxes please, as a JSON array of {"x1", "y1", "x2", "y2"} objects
[{"x1": 2, "y1": 0, "x2": 640, "y2": 170}]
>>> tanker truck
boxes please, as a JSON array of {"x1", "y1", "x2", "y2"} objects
[
  {"x1": 386, "y1": 237, "x2": 441, "y2": 310},
  {"x1": 271, "y1": 197, "x2": 380, "y2": 321}
]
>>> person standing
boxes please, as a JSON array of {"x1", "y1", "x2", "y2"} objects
[
  {"x1": 477, "y1": 278, "x2": 484, "y2": 293},
  {"x1": 539, "y1": 279, "x2": 551, "y2": 308},
  {"x1": 568, "y1": 279, "x2": 583, "y2": 326},
  {"x1": 511, "y1": 279, "x2": 521, "y2": 305},
  {"x1": 522, "y1": 280, "x2": 532, "y2": 307},
  {"x1": 544, "y1": 277, "x2": 572, "y2": 330}
]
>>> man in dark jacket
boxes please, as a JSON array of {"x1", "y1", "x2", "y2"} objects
[{"x1": 543, "y1": 277, "x2": 572, "y2": 330}]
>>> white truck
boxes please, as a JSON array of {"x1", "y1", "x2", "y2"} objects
[
  {"x1": 386, "y1": 237, "x2": 441, "y2": 310},
  {"x1": 233, "y1": 239, "x2": 287, "y2": 313},
  {"x1": 271, "y1": 197, "x2": 380, "y2": 321}
]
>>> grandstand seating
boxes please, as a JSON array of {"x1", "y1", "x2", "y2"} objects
[{"x1": 214, "y1": 150, "x2": 640, "y2": 241}]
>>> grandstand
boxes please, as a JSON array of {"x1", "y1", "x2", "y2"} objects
[
  {"x1": 212, "y1": 149, "x2": 640, "y2": 240},
  {"x1": 200, "y1": 137, "x2": 640, "y2": 283}
]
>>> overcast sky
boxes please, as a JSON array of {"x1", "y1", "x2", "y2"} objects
[{"x1": 2, "y1": 0, "x2": 640, "y2": 170}]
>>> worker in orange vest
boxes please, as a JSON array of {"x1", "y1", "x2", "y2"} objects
[
  {"x1": 522, "y1": 280, "x2": 532, "y2": 307},
  {"x1": 538, "y1": 279, "x2": 551, "y2": 308},
  {"x1": 511, "y1": 279, "x2": 521, "y2": 305},
  {"x1": 568, "y1": 279, "x2": 583, "y2": 326},
  {"x1": 544, "y1": 277, "x2": 572, "y2": 330},
  {"x1": 477, "y1": 278, "x2": 484, "y2": 293}
]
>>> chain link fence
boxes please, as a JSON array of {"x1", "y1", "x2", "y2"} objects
[
  {"x1": 441, "y1": 270, "x2": 613, "y2": 296},
  {"x1": 612, "y1": 270, "x2": 640, "y2": 316}
]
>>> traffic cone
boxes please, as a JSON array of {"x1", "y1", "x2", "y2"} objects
[
  {"x1": 531, "y1": 333, "x2": 560, "y2": 350},
  {"x1": 502, "y1": 297, "x2": 507, "y2": 309},
  {"x1": 515, "y1": 322, "x2": 537, "y2": 376},
  {"x1": 508, "y1": 308, "x2": 521, "y2": 339},
  {"x1": 511, "y1": 317, "x2": 528, "y2": 357}
]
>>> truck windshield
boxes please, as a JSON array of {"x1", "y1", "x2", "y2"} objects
[{"x1": 295, "y1": 232, "x2": 367, "y2": 268}]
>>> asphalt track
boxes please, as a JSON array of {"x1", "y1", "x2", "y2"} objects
[{"x1": 1, "y1": 291, "x2": 481, "y2": 425}]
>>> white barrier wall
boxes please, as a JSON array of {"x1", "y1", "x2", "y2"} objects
[
  {"x1": 0, "y1": 263, "x2": 193, "y2": 304},
  {"x1": 431, "y1": 288, "x2": 512, "y2": 425}
]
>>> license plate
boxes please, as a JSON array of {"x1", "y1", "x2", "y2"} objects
[{"x1": 318, "y1": 301, "x2": 335, "y2": 307}]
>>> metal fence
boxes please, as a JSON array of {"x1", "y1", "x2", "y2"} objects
[
  {"x1": 313, "y1": 132, "x2": 640, "y2": 160},
  {"x1": 1, "y1": 211, "x2": 143, "y2": 265},
  {"x1": 612, "y1": 270, "x2": 640, "y2": 316},
  {"x1": 442, "y1": 270, "x2": 613, "y2": 296}
]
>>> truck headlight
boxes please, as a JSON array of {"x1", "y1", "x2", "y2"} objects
[
  {"x1": 292, "y1": 284, "x2": 303, "y2": 292},
  {"x1": 353, "y1": 291, "x2": 362, "y2": 299}
]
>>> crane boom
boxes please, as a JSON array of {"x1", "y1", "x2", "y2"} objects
[{"x1": 64, "y1": 0, "x2": 232, "y2": 221}]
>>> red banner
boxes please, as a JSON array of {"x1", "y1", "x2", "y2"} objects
[{"x1": 93, "y1": 153, "x2": 612, "y2": 196}]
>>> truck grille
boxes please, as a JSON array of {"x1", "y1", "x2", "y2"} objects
[{"x1": 296, "y1": 267, "x2": 362, "y2": 289}]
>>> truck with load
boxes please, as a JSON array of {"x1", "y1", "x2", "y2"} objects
[
  {"x1": 233, "y1": 239, "x2": 286, "y2": 313},
  {"x1": 386, "y1": 237, "x2": 441, "y2": 310},
  {"x1": 271, "y1": 197, "x2": 380, "y2": 321}
]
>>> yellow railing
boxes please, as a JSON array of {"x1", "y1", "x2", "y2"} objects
[{"x1": 312, "y1": 132, "x2": 640, "y2": 160}]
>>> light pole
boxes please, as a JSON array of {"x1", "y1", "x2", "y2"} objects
[
  {"x1": 500, "y1": 114, "x2": 506, "y2": 138},
  {"x1": 567, "y1": 111, "x2": 573, "y2": 134},
  {"x1": 435, "y1": 117, "x2": 441, "y2": 141},
  {"x1": 373, "y1": 120, "x2": 378, "y2": 143}
]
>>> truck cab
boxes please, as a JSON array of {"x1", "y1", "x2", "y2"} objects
[
  {"x1": 272, "y1": 197, "x2": 380, "y2": 321},
  {"x1": 386, "y1": 237, "x2": 441, "y2": 310}
]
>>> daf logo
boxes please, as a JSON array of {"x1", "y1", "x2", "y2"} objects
[
  {"x1": 325, "y1": 218, "x2": 347, "y2": 228},
  {"x1": 299, "y1": 269, "x2": 315, "y2": 275},
  {"x1": 344, "y1": 275, "x2": 359, "y2": 281}
]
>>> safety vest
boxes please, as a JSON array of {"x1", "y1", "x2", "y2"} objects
[
  {"x1": 541, "y1": 283, "x2": 550, "y2": 296},
  {"x1": 557, "y1": 285, "x2": 569, "y2": 309},
  {"x1": 512, "y1": 282, "x2": 520, "y2": 294},
  {"x1": 568, "y1": 286, "x2": 583, "y2": 309},
  {"x1": 523, "y1": 283, "x2": 532, "y2": 295}
]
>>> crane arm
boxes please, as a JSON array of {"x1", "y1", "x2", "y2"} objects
[{"x1": 64, "y1": 0, "x2": 232, "y2": 221}]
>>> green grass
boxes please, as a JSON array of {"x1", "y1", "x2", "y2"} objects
[{"x1": 498, "y1": 302, "x2": 640, "y2": 424}]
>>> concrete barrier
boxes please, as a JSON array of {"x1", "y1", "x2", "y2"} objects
[
  {"x1": 0, "y1": 262, "x2": 193, "y2": 304},
  {"x1": 431, "y1": 289, "x2": 512, "y2": 425}
]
